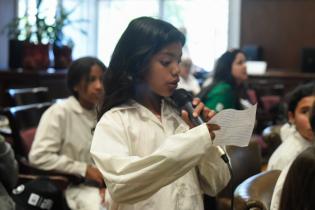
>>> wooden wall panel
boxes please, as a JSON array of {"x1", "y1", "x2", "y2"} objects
[{"x1": 241, "y1": 0, "x2": 315, "y2": 71}]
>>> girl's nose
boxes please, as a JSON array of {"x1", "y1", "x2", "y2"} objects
[
  {"x1": 94, "y1": 79, "x2": 103, "y2": 90},
  {"x1": 171, "y1": 63, "x2": 181, "y2": 76}
]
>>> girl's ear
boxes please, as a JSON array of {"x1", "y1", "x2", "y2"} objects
[{"x1": 288, "y1": 111, "x2": 295, "y2": 124}]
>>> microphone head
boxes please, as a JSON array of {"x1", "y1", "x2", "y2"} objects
[{"x1": 171, "y1": 89, "x2": 193, "y2": 107}]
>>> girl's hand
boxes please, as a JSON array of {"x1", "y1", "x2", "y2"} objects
[
  {"x1": 181, "y1": 98, "x2": 215, "y2": 126},
  {"x1": 99, "y1": 187, "x2": 106, "y2": 206},
  {"x1": 181, "y1": 97, "x2": 220, "y2": 139},
  {"x1": 86, "y1": 165, "x2": 106, "y2": 188},
  {"x1": 206, "y1": 123, "x2": 220, "y2": 140}
]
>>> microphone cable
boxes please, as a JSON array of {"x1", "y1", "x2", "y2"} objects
[
  {"x1": 171, "y1": 89, "x2": 234, "y2": 210},
  {"x1": 217, "y1": 146, "x2": 234, "y2": 210}
]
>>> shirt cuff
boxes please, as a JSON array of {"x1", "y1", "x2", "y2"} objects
[{"x1": 189, "y1": 123, "x2": 212, "y2": 150}]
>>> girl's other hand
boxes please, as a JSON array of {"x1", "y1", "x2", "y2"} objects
[
  {"x1": 181, "y1": 97, "x2": 220, "y2": 139},
  {"x1": 181, "y1": 97, "x2": 216, "y2": 127},
  {"x1": 86, "y1": 165, "x2": 106, "y2": 187}
]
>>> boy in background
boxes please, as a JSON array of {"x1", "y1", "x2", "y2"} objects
[{"x1": 267, "y1": 82, "x2": 315, "y2": 170}]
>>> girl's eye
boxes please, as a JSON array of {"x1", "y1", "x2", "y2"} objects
[
  {"x1": 301, "y1": 107, "x2": 310, "y2": 114},
  {"x1": 88, "y1": 76, "x2": 96, "y2": 83},
  {"x1": 160, "y1": 60, "x2": 171, "y2": 67}
]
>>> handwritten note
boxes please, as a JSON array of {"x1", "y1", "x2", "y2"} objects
[{"x1": 208, "y1": 104, "x2": 257, "y2": 147}]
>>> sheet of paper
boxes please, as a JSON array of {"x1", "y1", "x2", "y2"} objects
[{"x1": 207, "y1": 104, "x2": 257, "y2": 147}]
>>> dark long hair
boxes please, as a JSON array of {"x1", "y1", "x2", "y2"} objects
[
  {"x1": 286, "y1": 82, "x2": 315, "y2": 113},
  {"x1": 311, "y1": 101, "x2": 315, "y2": 133},
  {"x1": 98, "y1": 16, "x2": 185, "y2": 119},
  {"x1": 279, "y1": 146, "x2": 315, "y2": 210},
  {"x1": 67, "y1": 56, "x2": 107, "y2": 98},
  {"x1": 212, "y1": 49, "x2": 244, "y2": 86},
  {"x1": 198, "y1": 49, "x2": 247, "y2": 108}
]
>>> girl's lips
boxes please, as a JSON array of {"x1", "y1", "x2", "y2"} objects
[
  {"x1": 168, "y1": 80, "x2": 179, "y2": 86},
  {"x1": 169, "y1": 79, "x2": 179, "y2": 85},
  {"x1": 168, "y1": 83, "x2": 178, "y2": 89}
]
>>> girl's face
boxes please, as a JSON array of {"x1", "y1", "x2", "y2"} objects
[
  {"x1": 289, "y1": 95, "x2": 315, "y2": 141},
  {"x1": 145, "y1": 42, "x2": 182, "y2": 97},
  {"x1": 231, "y1": 52, "x2": 247, "y2": 84},
  {"x1": 75, "y1": 64, "x2": 104, "y2": 109}
]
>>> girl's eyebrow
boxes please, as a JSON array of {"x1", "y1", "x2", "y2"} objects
[{"x1": 160, "y1": 52, "x2": 182, "y2": 59}]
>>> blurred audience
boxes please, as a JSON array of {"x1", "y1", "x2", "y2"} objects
[
  {"x1": 267, "y1": 82, "x2": 315, "y2": 171},
  {"x1": 0, "y1": 134, "x2": 18, "y2": 210},
  {"x1": 28, "y1": 56, "x2": 107, "y2": 210},
  {"x1": 177, "y1": 57, "x2": 201, "y2": 96},
  {"x1": 269, "y1": 83, "x2": 315, "y2": 210},
  {"x1": 278, "y1": 145, "x2": 315, "y2": 210},
  {"x1": 199, "y1": 49, "x2": 250, "y2": 112}
]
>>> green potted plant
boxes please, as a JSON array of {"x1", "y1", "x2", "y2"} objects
[
  {"x1": 2, "y1": 0, "x2": 51, "y2": 70},
  {"x1": 51, "y1": 3, "x2": 87, "y2": 69},
  {"x1": 2, "y1": 0, "x2": 87, "y2": 70}
]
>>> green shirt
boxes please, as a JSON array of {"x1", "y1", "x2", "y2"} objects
[{"x1": 203, "y1": 82, "x2": 238, "y2": 112}]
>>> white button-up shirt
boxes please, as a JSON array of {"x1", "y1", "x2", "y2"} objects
[
  {"x1": 29, "y1": 96, "x2": 97, "y2": 177},
  {"x1": 267, "y1": 126, "x2": 312, "y2": 171},
  {"x1": 269, "y1": 164, "x2": 290, "y2": 210},
  {"x1": 91, "y1": 100, "x2": 230, "y2": 210},
  {"x1": 269, "y1": 126, "x2": 313, "y2": 210}
]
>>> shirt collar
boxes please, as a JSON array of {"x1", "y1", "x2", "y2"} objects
[
  {"x1": 292, "y1": 126, "x2": 313, "y2": 147},
  {"x1": 67, "y1": 96, "x2": 97, "y2": 116},
  {"x1": 111, "y1": 99, "x2": 182, "y2": 123}
]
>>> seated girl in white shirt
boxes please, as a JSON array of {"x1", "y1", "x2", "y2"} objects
[{"x1": 29, "y1": 56, "x2": 107, "y2": 210}]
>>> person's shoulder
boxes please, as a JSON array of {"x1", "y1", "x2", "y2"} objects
[
  {"x1": 41, "y1": 97, "x2": 74, "y2": 120},
  {"x1": 99, "y1": 101, "x2": 137, "y2": 121},
  {"x1": 44, "y1": 98, "x2": 65, "y2": 111},
  {"x1": 0, "y1": 137, "x2": 11, "y2": 156},
  {"x1": 208, "y1": 82, "x2": 233, "y2": 96},
  {"x1": 268, "y1": 137, "x2": 296, "y2": 169},
  {"x1": 215, "y1": 82, "x2": 232, "y2": 91},
  {"x1": 108, "y1": 101, "x2": 137, "y2": 114}
]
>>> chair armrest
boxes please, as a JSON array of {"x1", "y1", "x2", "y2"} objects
[
  {"x1": 17, "y1": 174, "x2": 70, "y2": 191},
  {"x1": 18, "y1": 157, "x2": 85, "y2": 185}
]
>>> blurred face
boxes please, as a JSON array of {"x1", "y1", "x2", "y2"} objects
[
  {"x1": 145, "y1": 42, "x2": 182, "y2": 97},
  {"x1": 179, "y1": 59, "x2": 192, "y2": 79},
  {"x1": 231, "y1": 52, "x2": 247, "y2": 84},
  {"x1": 289, "y1": 95, "x2": 315, "y2": 141},
  {"x1": 75, "y1": 64, "x2": 104, "y2": 110}
]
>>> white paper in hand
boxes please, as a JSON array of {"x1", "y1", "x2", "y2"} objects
[{"x1": 207, "y1": 104, "x2": 257, "y2": 147}]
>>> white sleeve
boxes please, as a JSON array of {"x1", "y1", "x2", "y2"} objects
[
  {"x1": 270, "y1": 166, "x2": 289, "y2": 210},
  {"x1": 90, "y1": 112, "x2": 214, "y2": 204},
  {"x1": 197, "y1": 146, "x2": 231, "y2": 196},
  {"x1": 28, "y1": 105, "x2": 87, "y2": 176}
]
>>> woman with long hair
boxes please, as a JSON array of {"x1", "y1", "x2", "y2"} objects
[{"x1": 200, "y1": 49, "x2": 248, "y2": 112}]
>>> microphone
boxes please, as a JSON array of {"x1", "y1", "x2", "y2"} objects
[
  {"x1": 171, "y1": 89, "x2": 204, "y2": 126},
  {"x1": 171, "y1": 89, "x2": 229, "y2": 163}
]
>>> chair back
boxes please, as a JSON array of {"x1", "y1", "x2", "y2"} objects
[
  {"x1": 261, "y1": 125, "x2": 283, "y2": 164},
  {"x1": 1, "y1": 101, "x2": 80, "y2": 210},
  {"x1": 221, "y1": 140, "x2": 262, "y2": 197},
  {"x1": 233, "y1": 170, "x2": 281, "y2": 210},
  {"x1": 0, "y1": 102, "x2": 53, "y2": 158},
  {"x1": 6, "y1": 87, "x2": 50, "y2": 106},
  {"x1": 216, "y1": 140, "x2": 262, "y2": 210}
]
